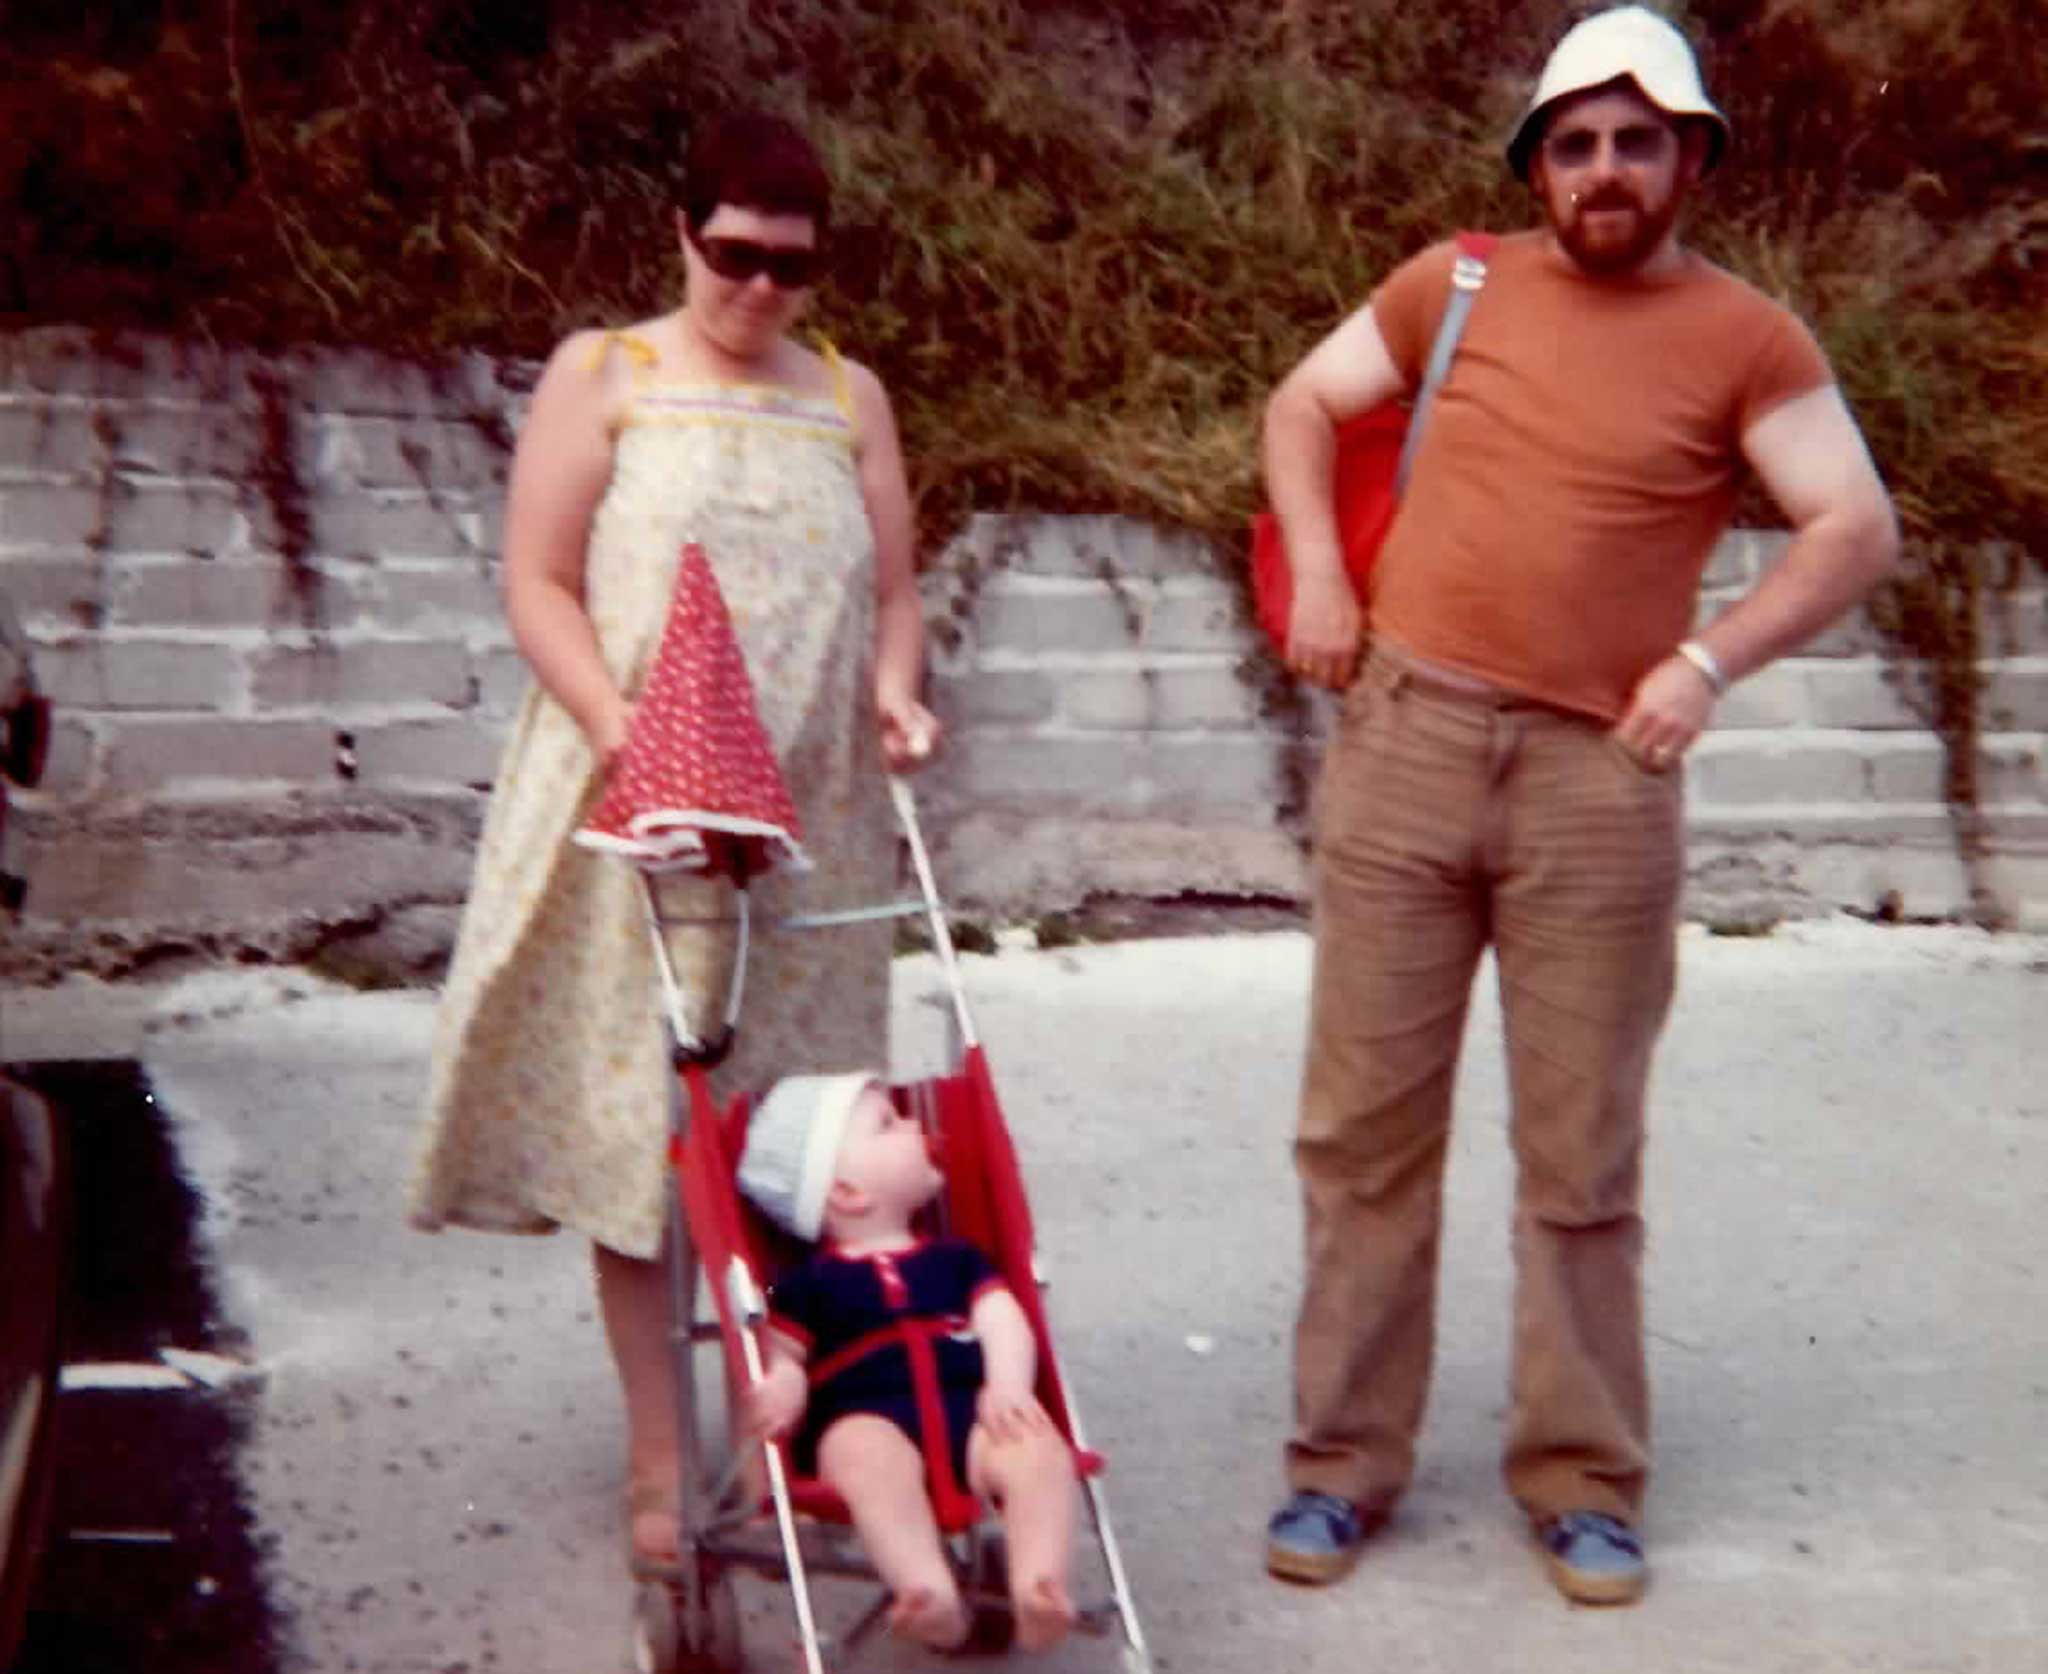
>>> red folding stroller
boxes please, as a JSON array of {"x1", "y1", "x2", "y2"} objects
[{"x1": 607, "y1": 771, "x2": 1152, "y2": 1674}]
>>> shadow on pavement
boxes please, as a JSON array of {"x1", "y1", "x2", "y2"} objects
[{"x1": 6, "y1": 1061, "x2": 282, "y2": 1674}]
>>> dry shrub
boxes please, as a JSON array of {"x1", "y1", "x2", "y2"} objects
[{"x1": 1, "y1": 0, "x2": 2039, "y2": 552}]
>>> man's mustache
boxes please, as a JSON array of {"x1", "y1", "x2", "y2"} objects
[{"x1": 1576, "y1": 188, "x2": 1641, "y2": 213}]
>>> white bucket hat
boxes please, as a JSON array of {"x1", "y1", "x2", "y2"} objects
[
  {"x1": 1506, "y1": 5, "x2": 1730, "y2": 181},
  {"x1": 737, "y1": 1071, "x2": 883, "y2": 1240}
]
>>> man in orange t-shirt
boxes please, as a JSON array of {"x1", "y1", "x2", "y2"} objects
[{"x1": 1260, "y1": 6, "x2": 1897, "y2": 1605}]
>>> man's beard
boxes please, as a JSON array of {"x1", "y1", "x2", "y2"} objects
[{"x1": 1550, "y1": 182, "x2": 1683, "y2": 276}]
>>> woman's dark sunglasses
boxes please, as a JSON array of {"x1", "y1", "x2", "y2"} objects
[{"x1": 691, "y1": 233, "x2": 824, "y2": 289}]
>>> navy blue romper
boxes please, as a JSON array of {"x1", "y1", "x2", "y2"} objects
[{"x1": 767, "y1": 1236, "x2": 1006, "y2": 1485}]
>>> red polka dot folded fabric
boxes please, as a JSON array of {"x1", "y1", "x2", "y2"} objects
[{"x1": 575, "y1": 542, "x2": 809, "y2": 880}]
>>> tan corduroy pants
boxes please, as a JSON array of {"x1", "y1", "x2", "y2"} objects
[{"x1": 1285, "y1": 643, "x2": 1684, "y2": 1526}]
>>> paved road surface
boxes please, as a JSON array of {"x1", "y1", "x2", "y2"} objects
[{"x1": 5, "y1": 919, "x2": 2044, "y2": 1673}]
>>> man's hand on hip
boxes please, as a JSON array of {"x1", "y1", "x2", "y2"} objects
[{"x1": 1612, "y1": 653, "x2": 1718, "y2": 769}]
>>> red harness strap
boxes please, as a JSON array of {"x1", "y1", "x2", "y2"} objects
[
  {"x1": 809, "y1": 1253, "x2": 978, "y2": 1524},
  {"x1": 807, "y1": 1313, "x2": 964, "y2": 1388}
]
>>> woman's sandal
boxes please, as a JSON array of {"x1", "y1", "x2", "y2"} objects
[{"x1": 625, "y1": 1478, "x2": 684, "y2": 1581}]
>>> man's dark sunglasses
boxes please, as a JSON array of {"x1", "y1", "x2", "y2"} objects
[
  {"x1": 1542, "y1": 123, "x2": 1673, "y2": 169},
  {"x1": 692, "y1": 234, "x2": 824, "y2": 289}
]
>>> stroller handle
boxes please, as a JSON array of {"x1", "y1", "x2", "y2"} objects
[
  {"x1": 888, "y1": 776, "x2": 978, "y2": 1052},
  {"x1": 723, "y1": 1257, "x2": 828, "y2": 1674},
  {"x1": 634, "y1": 775, "x2": 980, "y2": 1062}
]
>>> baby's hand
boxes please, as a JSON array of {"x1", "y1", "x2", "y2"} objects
[
  {"x1": 975, "y1": 1382, "x2": 1051, "y2": 1445},
  {"x1": 748, "y1": 1357, "x2": 808, "y2": 1441}
]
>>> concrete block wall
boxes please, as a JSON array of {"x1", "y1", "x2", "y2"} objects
[
  {"x1": 2, "y1": 330, "x2": 2043, "y2": 977},
  {"x1": 917, "y1": 515, "x2": 1315, "y2": 913},
  {"x1": 1681, "y1": 532, "x2": 2048, "y2": 925},
  {"x1": 919, "y1": 516, "x2": 2048, "y2": 928},
  {"x1": 1, "y1": 331, "x2": 524, "y2": 977}
]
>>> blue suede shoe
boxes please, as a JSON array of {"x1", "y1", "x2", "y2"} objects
[
  {"x1": 1536, "y1": 1511, "x2": 1648, "y2": 1605},
  {"x1": 1265, "y1": 1491, "x2": 1372, "y2": 1584}
]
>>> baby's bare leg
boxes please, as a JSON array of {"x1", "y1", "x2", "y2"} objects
[
  {"x1": 968, "y1": 1425, "x2": 1079, "y2": 1651},
  {"x1": 816, "y1": 1415, "x2": 968, "y2": 1650}
]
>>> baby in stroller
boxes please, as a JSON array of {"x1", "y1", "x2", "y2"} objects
[{"x1": 738, "y1": 1071, "x2": 1079, "y2": 1652}]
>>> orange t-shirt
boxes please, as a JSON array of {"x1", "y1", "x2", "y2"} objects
[{"x1": 1367, "y1": 231, "x2": 1831, "y2": 721}]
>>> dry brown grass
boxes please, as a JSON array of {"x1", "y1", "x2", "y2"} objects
[{"x1": 2, "y1": 0, "x2": 2040, "y2": 555}]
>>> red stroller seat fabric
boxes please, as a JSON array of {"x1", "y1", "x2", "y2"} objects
[
  {"x1": 677, "y1": 1049, "x2": 1101, "y2": 1538},
  {"x1": 575, "y1": 542, "x2": 808, "y2": 879}
]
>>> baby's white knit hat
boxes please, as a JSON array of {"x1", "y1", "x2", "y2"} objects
[{"x1": 737, "y1": 1071, "x2": 882, "y2": 1240}]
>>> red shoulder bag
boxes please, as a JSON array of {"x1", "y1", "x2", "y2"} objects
[{"x1": 1249, "y1": 231, "x2": 1498, "y2": 654}]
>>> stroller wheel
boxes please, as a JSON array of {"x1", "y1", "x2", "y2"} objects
[
  {"x1": 960, "y1": 1531, "x2": 1016, "y2": 1654},
  {"x1": 691, "y1": 1565, "x2": 744, "y2": 1671},
  {"x1": 632, "y1": 1566, "x2": 745, "y2": 1674},
  {"x1": 631, "y1": 1581, "x2": 681, "y2": 1674}
]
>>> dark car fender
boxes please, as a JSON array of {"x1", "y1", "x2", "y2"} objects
[{"x1": 0, "y1": 1074, "x2": 68, "y2": 1666}]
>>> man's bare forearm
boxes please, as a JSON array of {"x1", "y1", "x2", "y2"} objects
[
  {"x1": 1695, "y1": 505, "x2": 1899, "y2": 686},
  {"x1": 1262, "y1": 384, "x2": 1346, "y2": 583}
]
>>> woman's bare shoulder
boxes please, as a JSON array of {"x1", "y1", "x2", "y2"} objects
[
  {"x1": 774, "y1": 337, "x2": 851, "y2": 399},
  {"x1": 527, "y1": 326, "x2": 623, "y2": 391},
  {"x1": 524, "y1": 327, "x2": 659, "y2": 439},
  {"x1": 818, "y1": 346, "x2": 894, "y2": 414}
]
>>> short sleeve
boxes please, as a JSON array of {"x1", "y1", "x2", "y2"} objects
[
  {"x1": 1734, "y1": 307, "x2": 1833, "y2": 437},
  {"x1": 1368, "y1": 241, "x2": 1461, "y2": 392},
  {"x1": 767, "y1": 1260, "x2": 819, "y2": 1355},
  {"x1": 943, "y1": 1238, "x2": 1007, "y2": 1309}
]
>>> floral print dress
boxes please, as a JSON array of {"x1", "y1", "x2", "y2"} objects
[{"x1": 410, "y1": 337, "x2": 896, "y2": 1260}]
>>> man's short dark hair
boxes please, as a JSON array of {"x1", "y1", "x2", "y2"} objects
[{"x1": 682, "y1": 111, "x2": 832, "y2": 235}]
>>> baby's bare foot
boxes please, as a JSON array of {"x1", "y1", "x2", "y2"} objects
[
  {"x1": 1013, "y1": 1573, "x2": 1075, "y2": 1652},
  {"x1": 889, "y1": 1585, "x2": 970, "y2": 1651}
]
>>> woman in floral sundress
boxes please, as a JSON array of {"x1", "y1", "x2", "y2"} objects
[{"x1": 409, "y1": 110, "x2": 942, "y2": 1574}]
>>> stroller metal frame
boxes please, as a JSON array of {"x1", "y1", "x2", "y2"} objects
[{"x1": 627, "y1": 778, "x2": 1151, "y2": 1674}]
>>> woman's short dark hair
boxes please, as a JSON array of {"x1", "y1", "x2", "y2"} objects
[{"x1": 682, "y1": 111, "x2": 832, "y2": 235}]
